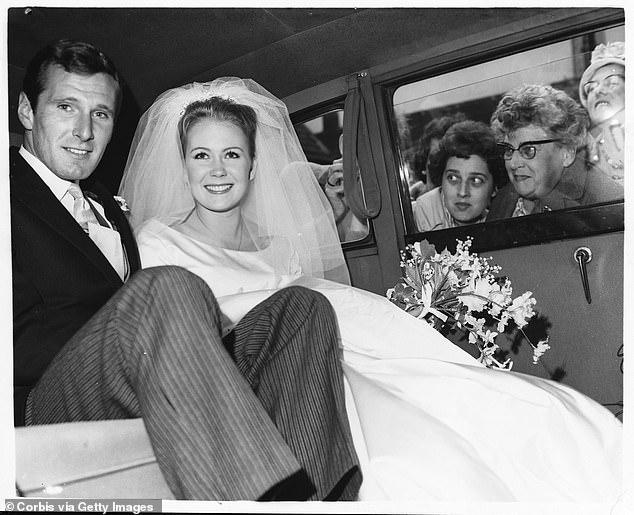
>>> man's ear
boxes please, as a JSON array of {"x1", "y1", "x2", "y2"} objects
[{"x1": 17, "y1": 92, "x2": 34, "y2": 131}]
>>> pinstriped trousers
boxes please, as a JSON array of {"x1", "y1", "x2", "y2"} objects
[{"x1": 25, "y1": 266, "x2": 361, "y2": 500}]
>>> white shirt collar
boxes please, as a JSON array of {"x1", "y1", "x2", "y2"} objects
[{"x1": 19, "y1": 145, "x2": 75, "y2": 201}]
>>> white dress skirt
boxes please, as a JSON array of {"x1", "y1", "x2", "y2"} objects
[{"x1": 137, "y1": 219, "x2": 623, "y2": 504}]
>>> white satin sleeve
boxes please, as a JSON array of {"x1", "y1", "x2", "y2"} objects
[{"x1": 136, "y1": 220, "x2": 181, "y2": 269}]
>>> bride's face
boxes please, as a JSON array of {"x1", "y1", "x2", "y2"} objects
[{"x1": 184, "y1": 118, "x2": 254, "y2": 214}]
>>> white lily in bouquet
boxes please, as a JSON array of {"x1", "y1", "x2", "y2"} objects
[{"x1": 387, "y1": 238, "x2": 550, "y2": 369}]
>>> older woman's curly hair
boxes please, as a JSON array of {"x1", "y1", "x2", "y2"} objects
[
  {"x1": 427, "y1": 120, "x2": 508, "y2": 188},
  {"x1": 490, "y1": 84, "x2": 589, "y2": 150}
]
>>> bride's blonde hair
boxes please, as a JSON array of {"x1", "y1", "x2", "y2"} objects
[{"x1": 178, "y1": 97, "x2": 257, "y2": 159}]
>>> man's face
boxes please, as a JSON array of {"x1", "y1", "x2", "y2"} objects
[{"x1": 18, "y1": 64, "x2": 118, "y2": 181}]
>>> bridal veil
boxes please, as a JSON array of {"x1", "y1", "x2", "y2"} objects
[{"x1": 119, "y1": 78, "x2": 349, "y2": 284}]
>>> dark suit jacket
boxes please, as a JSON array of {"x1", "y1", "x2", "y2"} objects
[{"x1": 10, "y1": 146, "x2": 141, "y2": 425}]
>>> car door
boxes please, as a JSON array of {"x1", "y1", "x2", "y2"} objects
[
  {"x1": 386, "y1": 20, "x2": 625, "y2": 415},
  {"x1": 291, "y1": 14, "x2": 625, "y2": 416}
]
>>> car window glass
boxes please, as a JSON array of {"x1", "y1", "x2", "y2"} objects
[
  {"x1": 392, "y1": 25, "x2": 625, "y2": 235},
  {"x1": 295, "y1": 109, "x2": 370, "y2": 244}
]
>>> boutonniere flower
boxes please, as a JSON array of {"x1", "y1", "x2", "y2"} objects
[
  {"x1": 387, "y1": 238, "x2": 550, "y2": 369},
  {"x1": 113, "y1": 195, "x2": 130, "y2": 214}
]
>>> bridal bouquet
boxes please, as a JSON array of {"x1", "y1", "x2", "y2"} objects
[{"x1": 386, "y1": 238, "x2": 550, "y2": 369}]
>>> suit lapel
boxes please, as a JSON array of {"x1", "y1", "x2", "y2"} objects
[{"x1": 10, "y1": 148, "x2": 123, "y2": 286}]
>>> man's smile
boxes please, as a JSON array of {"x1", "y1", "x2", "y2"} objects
[{"x1": 64, "y1": 147, "x2": 91, "y2": 156}]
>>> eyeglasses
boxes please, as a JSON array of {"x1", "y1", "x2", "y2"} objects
[
  {"x1": 582, "y1": 74, "x2": 625, "y2": 97},
  {"x1": 497, "y1": 139, "x2": 562, "y2": 160}
]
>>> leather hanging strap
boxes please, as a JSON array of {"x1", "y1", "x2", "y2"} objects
[{"x1": 342, "y1": 71, "x2": 382, "y2": 220}]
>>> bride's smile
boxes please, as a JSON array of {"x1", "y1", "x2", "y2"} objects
[
  {"x1": 184, "y1": 119, "x2": 253, "y2": 214},
  {"x1": 204, "y1": 183, "x2": 234, "y2": 194}
]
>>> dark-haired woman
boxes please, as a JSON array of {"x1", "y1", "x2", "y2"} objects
[{"x1": 413, "y1": 120, "x2": 507, "y2": 232}]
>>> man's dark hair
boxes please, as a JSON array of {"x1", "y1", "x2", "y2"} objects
[{"x1": 22, "y1": 38, "x2": 122, "y2": 116}]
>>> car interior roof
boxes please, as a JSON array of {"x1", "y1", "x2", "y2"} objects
[{"x1": 8, "y1": 6, "x2": 587, "y2": 114}]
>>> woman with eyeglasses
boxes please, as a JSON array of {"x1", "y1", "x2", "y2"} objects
[
  {"x1": 579, "y1": 42, "x2": 625, "y2": 183},
  {"x1": 487, "y1": 83, "x2": 623, "y2": 220}
]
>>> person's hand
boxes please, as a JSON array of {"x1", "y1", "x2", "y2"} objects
[
  {"x1": 323, "y1": 160, "x2": 349, "y2": 223},
  {"x1": 308, "y1": 162, "x2": 332, "y2": 187},
  {"x1": 324, "y1": 158, "x2": 344, "y2": 192},
  {"x1": 325, "y1": 170, "x2": 344, "y2": 194}
]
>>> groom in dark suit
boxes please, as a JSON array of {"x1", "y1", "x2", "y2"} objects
[{"x1": 11, "y1": 39, "x2": 360, "y2": 501}]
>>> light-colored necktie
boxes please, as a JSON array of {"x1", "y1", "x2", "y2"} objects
[
  {"x1": 67, "y1": 183, "x2": 100, "y2": 232},
  {"x1": 66, "y1": 182, "x2": 128, "y2": 281}
]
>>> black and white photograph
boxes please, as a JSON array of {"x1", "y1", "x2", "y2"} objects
[{"x1": 1, "y1": 4, "x2": 631, "y2": 513}]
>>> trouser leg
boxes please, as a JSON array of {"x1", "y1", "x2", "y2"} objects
[
  {"x1": 26, "y1": 266, "x2": 303, "y2": 500},
  {"x1": 231, "y1": 285, "x2": 362, "y2": 501}
]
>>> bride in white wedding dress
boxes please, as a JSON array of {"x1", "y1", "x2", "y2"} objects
[{"x1": 119, "y1": 78, "x2": 622, "y2": 503}]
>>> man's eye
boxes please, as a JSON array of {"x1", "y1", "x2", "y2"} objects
[
  {"x1": 93, "y1": 111, "x2": 111, "y2": 120},
  {"x1": 57, "y1": 104, "x2": 72, "y2": 112}
]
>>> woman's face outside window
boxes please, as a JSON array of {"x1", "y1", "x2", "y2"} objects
[
  {"x1": 502, "y1": 125, "x2": 571, "y2": 201},
  {"x1": 441, "y1": 155, "x2": 495, "y2": 224},
  {"x1": 584, "y1": 64, "x2": 625, "y2": 126}
]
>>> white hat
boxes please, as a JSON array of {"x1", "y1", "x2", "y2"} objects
[{"x1": 579, "y1": 41, "x2": 625, "y2": 107}]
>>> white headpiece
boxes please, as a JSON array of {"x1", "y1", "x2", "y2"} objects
[{"x1": 119, "y1": 77, "x2": 350, "y2": 284}]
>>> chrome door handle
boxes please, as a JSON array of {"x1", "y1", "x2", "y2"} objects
[{"x1": 574, "y1": 246, "x2": 593, "y2": 304}]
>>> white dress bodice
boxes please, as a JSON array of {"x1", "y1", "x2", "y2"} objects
[{"x1": 137, "y1": 219, "x2": 302, "y2": 298}]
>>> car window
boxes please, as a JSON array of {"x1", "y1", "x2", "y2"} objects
[
  {"x1": 392, "y1": 25, "x2": 625, "y2": 237},
  {"x1": 295, "y1": 109, "x2": 370, "y2": 244}
]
